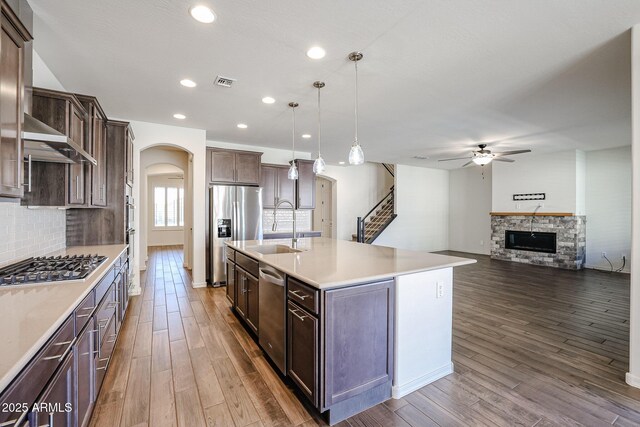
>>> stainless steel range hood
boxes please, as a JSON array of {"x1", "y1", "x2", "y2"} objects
[{"x1": 22, "y1": 113, "x2": 97, "y2": 165}]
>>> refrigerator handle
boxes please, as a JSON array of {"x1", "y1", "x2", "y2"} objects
[{"x1": 232, "y1": 201, "x2": 238, "y2": 240}]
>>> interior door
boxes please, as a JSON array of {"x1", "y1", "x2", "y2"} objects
[{"x1": 314, "y1": 177, "x2": 333, "y2": 238}]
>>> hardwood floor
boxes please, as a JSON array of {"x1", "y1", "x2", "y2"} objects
[{"x1": 90, "y1": 246, "x2": 639, "y2": 427}]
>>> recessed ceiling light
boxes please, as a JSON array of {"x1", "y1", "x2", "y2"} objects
[
  {"x1": 302, "y1": 134, "x2": 311, "y2": 139},
  {"x1": 339, "y1": 161, "x2": 345, "y2": 165},
  {"x1": 237, "y1": 123, "x2": 248, "y2": 129},
  {"x1": 180, "y1": 79, "x2": 197, "y2": 88},
  {"x1": 173, "y1": 113, "x2": 186, "y2": 119},
  {"x1": 306, "y1": 46, "x2": 326, "y2": 59},
  {"x1": 189, "y1": 5, "x2": 216, "y2": 23},
  {"x1": 262, "y1": 96, "x2": 275, "y2": 104}
]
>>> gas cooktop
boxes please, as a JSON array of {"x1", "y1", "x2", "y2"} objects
[{"x1": 0, "y1": 254, "x2": 107, "y2": 286}]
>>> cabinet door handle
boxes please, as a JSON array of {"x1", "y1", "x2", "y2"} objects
[
  {"x1": 23, "y1": 154, "x2": 32, "y2": 192},
  {"x1": 289, "y1": 289, "x2": 309, "y2": 300},
  {"x1": 290, "y1": 308, "x2": 307, "y2": 322},
  {"x1": 42, "y1": 338, "x2": 76, "y2": 362}
]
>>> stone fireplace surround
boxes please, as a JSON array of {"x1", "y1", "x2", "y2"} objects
[{"x1": 491, "y1": 213, "x2": 586, "y2": 270}]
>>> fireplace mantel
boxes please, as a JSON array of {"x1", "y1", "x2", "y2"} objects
[{"x1": 490, "y1": 212, "x2": 574, "y2": 217}]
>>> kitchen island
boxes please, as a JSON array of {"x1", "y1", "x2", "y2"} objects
[{"x1": 225, "y1": 237, "x2": 475, "y2": 424}]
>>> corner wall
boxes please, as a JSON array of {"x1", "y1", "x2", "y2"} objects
[
  {"x1": 448, "y1": 165, "x2": 492, "y2": 255},
  {"x1": 374, "y1": 165, "x2": 449, "y2": 252}
]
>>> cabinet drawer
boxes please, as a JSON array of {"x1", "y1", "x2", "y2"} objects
[
  {"x1": 0, "y1": 317, "x2": 74, "y2": 425},
  {"x1": 95, "y1": 267, "x2": 115, "y2": 304},
  {"x1": 236, "y1": 252, "x2": 258, "y2": 278},
  {"x1": 74, "y1": 290, "x2": 96, "y2": 333},
  {"x1": 95, "y1": 316, "x2": 117, "y2": 394},
  {"x1": 95, "y1": 283, "x2": 117, "y2": 346},
  {"x1": 287, "y1": 277, "x2": 319, "y2": 315}
]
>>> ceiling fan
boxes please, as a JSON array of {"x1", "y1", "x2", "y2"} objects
[{"x1": 438, "y1": 144, "x2": 531, "y2": 167}]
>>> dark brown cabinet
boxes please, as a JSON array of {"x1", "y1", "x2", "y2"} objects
[
  {"x1": 261, "y1": 164, "x2": 295, "y2": 208},
  {"x1": 235, "y1": 266, "x2": 259, "y2": 334},
  {"x1": 125, "y1": 126, "x2": 133, "y2": 187},
  {"x1": 294, "y1": 159, "x2": 316, "y2": 209},
  {"x1": 32, "y1": 350, "x2": 75, "y2": 427},
  {"x1": 22, "y1": 88, "x2": 89, "y2": 207},
  {"x1": 76, "y1": 94, "x2": 108, "y2": 207},
  {"x1": 75, "y1": 321, "x2": 95, "y2": 427},
  {"x1": 207, "y1": 148, "x2": 262, "y2": 185},
  {"x1": 0, "y1": 3, "x2": 30, "y2": 199},
  {"x1": 235, "y1": 267, "x2": 248, "y2": 319},
  {"x1": 226, "y1": 261, "x2": 236, "y2": 305},
  {"x1": 287, "y1": 301, "x2": 318, "y2": 407}
]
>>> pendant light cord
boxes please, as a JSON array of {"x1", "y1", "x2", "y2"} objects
[
  {"x1": 317, "y1": 86, "x2": 321, "y2": 155},
  {"x1": 354, "y1": 58, "x2": 359, "y2": 144},
  {"x1": 292, "y1": 105, "x2": 296, "y2": 160}
]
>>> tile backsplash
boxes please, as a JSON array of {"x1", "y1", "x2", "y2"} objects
[
  {"x1": 263, "y1": 209, "x2": 312, "y2": 233},
  {"x1": 0, "y1": 203, "x2": 66, "y2": 268}
]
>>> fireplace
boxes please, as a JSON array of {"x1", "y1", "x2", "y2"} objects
[
  {"x1": 505, "y1": 230, "x2": 556, "y2": 254},
  {"x1": 491, "y1": 213, "x2": 585, "y2": 269}
]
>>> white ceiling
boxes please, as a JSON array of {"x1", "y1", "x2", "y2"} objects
[{"x1": 30, "y1": 0, "x2": 637, "y2": 169}]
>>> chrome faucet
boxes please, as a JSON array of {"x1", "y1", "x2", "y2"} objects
[{"x1": 272, "y1": 199, "x2": 297, "y2": 249}]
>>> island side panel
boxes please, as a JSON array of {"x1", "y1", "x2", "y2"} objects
[
  {"x1": 323, "y1": 279, "x2": 394, "y2": 422},
  {"x1": 392, "y1": 267, "x2": 454, "y2": 398}
]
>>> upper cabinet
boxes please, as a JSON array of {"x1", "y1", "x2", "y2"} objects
[
  {"x1": 294, "y1": 159, "x2": 316, "y2": 209},
  {"x1": 21, "y1": 88, "x2": 89, "y2": 207},
  {"x1": 0, "y1": 1, "x2": 31, "y2": 198},
  {"x1": 207, "y1": 148, "x2": 262, "y2": 185},
  {"x1": 125, "y1": 125, "x2": 133, "y2": 187},
  {"x1": 76, "y1": 94, "x2": 108, "y2": 207},
  {"x1": 261, "y1": 164, "x2": 294, "y2": 209}
]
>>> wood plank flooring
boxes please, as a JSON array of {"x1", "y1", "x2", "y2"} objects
[{"x1": 90, "y1": 246, "x2": 639, "y2": 427}]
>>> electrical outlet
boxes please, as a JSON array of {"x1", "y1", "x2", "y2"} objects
[
  {"x1": 480, "y1": 240, "x2": 484, "y2": 246},
  {"x1": 622, "y1": 253, "x2": 626, "y2": 259},
  {"x1": 601, "y1": 252, "x2": 607, "y2": 258},
  {"x1": 516, "y1": 203, "x2": 521, "y2": 209},
  {"x1": 436, "y1": 282, "x2": 444, "y2": 299}
]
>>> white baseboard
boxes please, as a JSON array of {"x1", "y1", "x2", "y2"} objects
[
  {"x1": 392, "y1": 362, "x2": 453, "y2": 399},
  {"x1": 626, "y1": 372, "x2": 640, "y2": 388},
  {"x1": 192, "y1": 281, "x2": 207, "y2": 288},
  {"x1": 584, "y1": 264, "x2": 630, "y2": 274}
]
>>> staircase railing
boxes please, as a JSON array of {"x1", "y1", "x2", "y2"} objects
[
  {"x1": 382, "y1": 163, "x2": 395, "y2": 177},
  {"x1": 356, "y1": 186, "x2": 396, "y2": 243}
]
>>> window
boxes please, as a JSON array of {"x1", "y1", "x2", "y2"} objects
[{"x1": 154, "y1": 186, "x2": 184, "y2": 228}]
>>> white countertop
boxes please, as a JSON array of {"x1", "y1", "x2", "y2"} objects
[
  {"x1": 226, "y1": 238, "x2": 476, "y2": 289},
  {"x1": 0, "y1": 244, "x2": 128, "y2": 392}
]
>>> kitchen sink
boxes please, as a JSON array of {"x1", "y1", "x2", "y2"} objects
[{"x1": 247, "y1": 244, "x2": 303, "y2": 255}]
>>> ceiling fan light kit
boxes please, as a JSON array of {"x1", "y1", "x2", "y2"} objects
[{"x1": 440, "y1": 143, "x2": 532, "y2": 167}]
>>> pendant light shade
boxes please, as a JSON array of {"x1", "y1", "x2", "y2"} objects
[
  {"x1": 312, "y1": 81, "x2": 326, "y2": 174},
  {"x1": 288, "y1": 102, "x2": 299, "y2": 180},
  {"x1": 348, "y1": 51, "x2": 364, "y2": 165}
]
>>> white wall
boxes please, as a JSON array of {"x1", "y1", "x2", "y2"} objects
[
  {"x1": 147, "y1": 174, "x2": 185, "y2": 247},
  {"x1": 626, "y1": 24, "x2": 640, "y2": 389},
  {"x1": 492, "y1": 150, "x2": 585, "y2": 214},
  {"x1": 449, "y1": 165, "x2": 492, "y2": 255},
  {"x1": 374, "y1": 165, "x2": 449, "y2": 252},
  {"x1": 207, "y1": 140, "x2": 312, "y2": 164},
  {"x1": 585, "y1": 146, "x2": 632, "y2": 272},
  {"x1": 320, "y1": 163, "x2": 395, "y2": 241},
  {"x1": 131, "y1": 121, "x2": 207, "y2": 291},
  {"x1": 33, "y1": 50, "x2": 65, "y2": 91}
]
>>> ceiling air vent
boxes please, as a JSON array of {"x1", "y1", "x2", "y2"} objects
[
  {"x1": 413, "y1": 155, "x2": 429, "y2": 160},
  {"x1": 214, "y1": 76, "x2": 236, "y2": 88}
]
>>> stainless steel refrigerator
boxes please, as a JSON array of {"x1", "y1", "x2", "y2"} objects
[{"x1": 208, "y1": 185, "x2": 263, "y2": 285}]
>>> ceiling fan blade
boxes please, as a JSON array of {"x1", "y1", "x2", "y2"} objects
[
  {"x1": 461, "y1": 160, "x2": 475, "y2": 167},
  {"x1": 492, "y1": 157, "x2": 515, "y2": 162},
  {"x1": 438, "y1": 156, "x2": 473, "y2": 162},
  {"x1": 494, "y1": 149, "x2": 531, "y2": 156}
]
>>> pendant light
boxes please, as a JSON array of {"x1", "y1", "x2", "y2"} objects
[
  {"x1": 348, "y1": 51, "x2": 364, "y2": 165},
  {"x1": 288, "y1": 102, "x2": 299, "y2": 180},
  {"x1": 312, "y1": 81, "x2": 326, "y2": 174}
]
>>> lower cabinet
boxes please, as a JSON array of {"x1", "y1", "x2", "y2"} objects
[
  {"x1": 287, "y1": 301, "x2": 318, "y2": 407},
  {"x1": 0, "y1": 253, "x2": 129, "y2": 427},
  {"x1": 31, "y1": 350, "x2": 75, "y2": 427},
  {"x1": 76, "y1": 319, "x2": 96, "y2": 427},
  {"x1": 235, "y1": 266, "x2": 259, "y2": 334},
  {"x1": 226, "y1": 262, "x2": 236, "y2": 305}
]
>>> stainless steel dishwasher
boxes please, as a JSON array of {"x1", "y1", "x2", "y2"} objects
[{"x1": 258, "y1": 263, "x2": 286, "y2": 374}]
